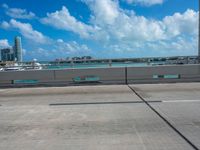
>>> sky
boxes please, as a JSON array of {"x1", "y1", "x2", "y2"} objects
[{"x1": 0, "y1": 0, "x2": 199, "y2": 61}]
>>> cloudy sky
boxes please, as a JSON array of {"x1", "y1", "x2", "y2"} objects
[{"x1": 0, "y1": 0, "x2": 199, "y2": 61}]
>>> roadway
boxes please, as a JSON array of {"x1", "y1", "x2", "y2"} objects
[{"x1": 0, "y1": 83, "x2": 200, "y2": 150}]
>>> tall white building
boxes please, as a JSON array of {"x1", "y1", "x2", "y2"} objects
[{"x1": 14, "y1": 36, "x2": 22, "y2": 62}]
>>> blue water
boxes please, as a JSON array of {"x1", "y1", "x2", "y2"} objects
[{"x1": 45, "y1": 62, "x2": 159, "y2": 70}]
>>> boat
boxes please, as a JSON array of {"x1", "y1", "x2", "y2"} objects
[
  {"x1": 4, "y1": 63, "x2": 24, "y2": 71},
  {"x1": 23, "y1": 59, "x2": 43, "y2": 70}
]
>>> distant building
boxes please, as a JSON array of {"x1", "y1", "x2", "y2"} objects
[
  {"x1": 0, "y1": 36, "x2": 23, "y2": 62},
  {"x1": 72, "y1": 56, "x2": 92, "y2": 61},
  {"x1": 72, "y1": 57, "x2": 81, "y2": 61},
  {"x1": 1, "y1": 48, "x2": 14, "y2": 61},
  {"x1": 81, "y1": 56, "x2": 92, "y2": 60},
  {"x1": 14, "y1": 36, "x2": 22, "y2": 62}
]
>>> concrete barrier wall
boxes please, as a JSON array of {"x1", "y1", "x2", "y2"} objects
[
  {"x1": 0, "y1": 70, "x2": 55, "y2": 84},
  {"x1": 54, "y1": 67, "x2": 125, "y2": 83},
  {"x1": 0, "y1": 70, "x2": 55, "y2": 80},
  {"x1": 0, "y1": 64, "x2": 200, "y2": 86},
  {"x1": 127, "y1": 64, "x2": 200, "y2": 83}
]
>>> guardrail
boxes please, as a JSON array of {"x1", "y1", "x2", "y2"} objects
[{"x1": 0, "y1": 64, "x2": 200, "y2": 87}]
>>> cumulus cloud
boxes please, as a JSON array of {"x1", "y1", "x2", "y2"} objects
[
  {"x1": 0, "y1": 39, "x2": 11, "y2": 48},
  {"x1": 74, "y1": 0, "x2": 166, "y2": 42},
  {"x1": 82, "y1": 0, "x2": 198, "y2": 42},
  {"x1": 27, "y1": 40, "x2": 91, "y2": 60},
  {"x1": 40, "y1": 0, "x2": 198, "y2": 44},
  {"x1": 1, "y1": 19, "x2": 49, "y2": 44},
  {"x1": 163, "y1": 9, "x2": 198, "y2": 37},
  {"x1": 84, "y1": 0, "x2": 120, "y2": 25},
  {"x1": 0, "y1": 21, "x2": 10, "y2": 29},
  {"x1": 41, "y1": 6, "x2": 95, "y2": 38},
  {"x1": 2, "y1": 3, "x2": 36, "y2": 19},
  {"x1": 57, "y1": 39, "x2": 64, "y2": 43},
  {"x1": 124, "y1": 0, "x2": 164, "y2": 6},
  {"x1": 55, "y1": 40, "x2": 91, "y2": 54},
  {"x1": 80, "y1": 0, "x2": 198, "y2": 56},
  {"x1": 1, "y1": 0, "x2": 198, "y2": 58},
  {"x1": 104, "y1": 35, "x2": 198, "y2": 57},
  {"x1": 38, "y1": 0, "x2": 198, "y2": 57}
]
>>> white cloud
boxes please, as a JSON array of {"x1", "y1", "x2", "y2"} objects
[
  {"x1": 41, "y1": 6, "x2": 95, "y2": 38},
  {"x1": 163, "y1": 9, "x2": 198, "y2": 37},
  {"x1": 82, "y1": 0, "x2": 166, "y2": 41},
  {"x1": 104, "y1": 35, "x2": 198, "y2": 57},
  {"x1": 57, "y1": 39, "x2": 64, "y2": 43},
  {"x1": 80, "y1": 0, "x2": 198, "y2": 56},
  {"x1": 1, "y1": 19, "x2": 49, "y2": 44},
  {"x1": 124, "y1": 0, "x2": 164, "y2": 6},
  {"x1": 0, "y1": 21, "x2": 10, "y2": 29},
  {"x1": 54, "y1": 40, "x2": 91, "y2": 54},
  {"x1": 40, "y1": 0, "x2": 198, "y2": 45},
  {"x1": 2, "y1": 3, "x2": 36, "y2": 19},
  {"x1": 38, "y1": 0, "x2": 198, "y2": 57},
  {"x1": 0, "y1": 39, "x2": 11, "y2": 48},
  {"x1": 27, "y1": 40, "x2": 91, "y2": 60},
  {"x1": 145, "y1": 36, "x2": 198, "y2": 56},
  {"x1": 2, "y1": 4, "x2": 8, "y2": 9},
  {"x1": 84, "y1": 0, "x2": 119, "y2": 25},
  {"x1": 1, "y1": 0, "x2": 197, "y2": 58},
  {"x1": 83, "y1": 0, "x2": 198, "y2": 42}
]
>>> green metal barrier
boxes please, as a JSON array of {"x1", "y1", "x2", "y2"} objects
[{"x1": 73, "y1": 75, "x2": 100, "y2": 83}]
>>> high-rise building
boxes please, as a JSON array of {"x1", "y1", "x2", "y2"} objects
[
  {"x1": 14, "y1": 36, "x2": 22, "y2": 62},
  {"x1": 0, "y1": 36, "x2": 23, "y2": 62},
  {"x1": 1, "y1": 48, "x2": 14, "y2": 61}
]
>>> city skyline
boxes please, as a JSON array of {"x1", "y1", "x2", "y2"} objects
[
  {"x1": 0, "y1": 36, "x2": 23, "y2": 62},
  {"x1": 0, "y1": 0, "x2": 199, "y2": 61}
]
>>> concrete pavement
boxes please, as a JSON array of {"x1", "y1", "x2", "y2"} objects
[
  {"x1": 0, "y1": 83, "x2": 200, "y2": 150},
  {"x1": 132, "y1": 83, "x2": 200, "y2": 149}
]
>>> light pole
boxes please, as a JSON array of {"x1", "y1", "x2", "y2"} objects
[{"x1": 199, "y1": 0, "x2": 200, "y2": 63}]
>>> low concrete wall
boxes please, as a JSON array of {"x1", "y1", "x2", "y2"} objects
[
  {"x1": 0, "y1": 64, "x2": 200, "y2": 86},
  {"x1": 127, "y1": 64, "x2": 200, "y2": 83},
  {"x1": 0, "y1": 70, "x2": 55, "y2": 85},
  {"x1": 54, "y1": 67, "x2": 125, "y2": 84},
  {"x1": 0, "y1": 70, "x2": 54, "y2": 80}
]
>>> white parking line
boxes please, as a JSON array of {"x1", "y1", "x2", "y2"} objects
[{"x1": 163, "y1": 100, "x2": 200, "y2": 103}]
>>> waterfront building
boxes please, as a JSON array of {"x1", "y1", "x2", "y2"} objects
[
  {"x1": 0, "y1": 36, "x2": 23, "y2": 62},
  {"x1": 81, "y1": 56, "x2": 92, "y2": 60},
  {"x1": 14, "y1": 36, "x2": 22, "y2": 62},
  {"x1": 1, "y1": 48, "x2": 14, "y2": 61}
]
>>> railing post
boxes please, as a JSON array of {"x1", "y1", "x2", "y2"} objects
[{"x1": 125, "y1": 67, "x2": 128, "y2": 84}]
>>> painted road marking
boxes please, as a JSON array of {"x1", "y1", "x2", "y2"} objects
[{"x1": 163, "y1": 100, "x2": 200, "y2": 103}]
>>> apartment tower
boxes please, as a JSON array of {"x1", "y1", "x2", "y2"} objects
[{"x1": 14, "y1": 36, "x2": 22, "y2": 62}]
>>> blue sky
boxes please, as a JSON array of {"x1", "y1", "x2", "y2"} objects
[{"x1": 0, "y1": 0, "x2": 199, "y2": 61}]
